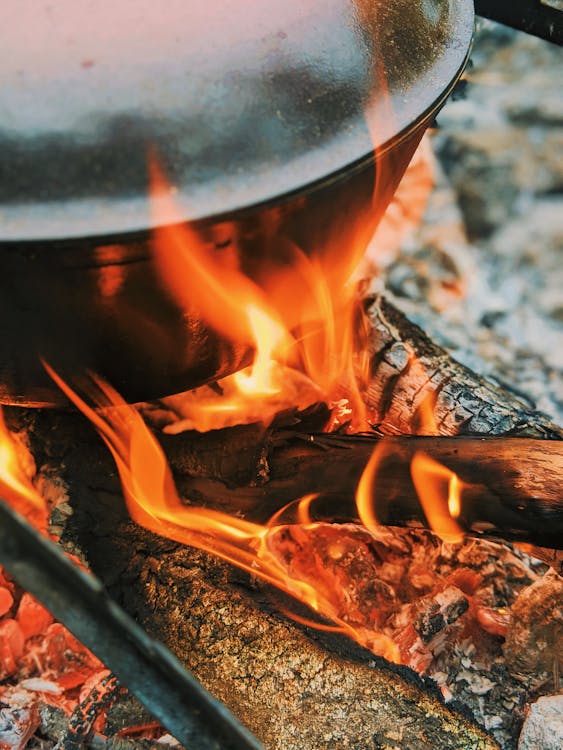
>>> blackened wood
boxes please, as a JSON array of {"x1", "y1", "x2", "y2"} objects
[
  {"x1": 365, "y1": 296, "x2": 563, "y2": 439},
  {"x1": 169, "y1": 434, "x2": 563, "y2": 549}
]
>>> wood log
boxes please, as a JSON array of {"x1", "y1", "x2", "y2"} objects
[
  {"x1": 5, "y1": 294, "x2": 561, "y2": 750},
  {"x1": 164, "y1": 434, "x2": 563, "y2": 549},
  {"x1": 364, "y1": 296, "x2": 562, "y2": 439}
]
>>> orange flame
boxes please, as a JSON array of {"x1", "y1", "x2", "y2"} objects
[
  {"x1": 355, "y1": 439, "x2": 465, "y2": 545},
  {"x1": 0, "y1": 409, "x2": 46, "y2": 529},
  {"x1": 356, "y1": 442, "x2": 386, "y2": 531},
  {"x1": 41, "y1": 360, "x2": 470, "y2": 664},
  {"x1": 447, "y1": 473, "x2": 462, "y2": 519},
  {"x1": 43, "y1": 363, "x2": 399, "y2": 662},
  {"x1": 232, "y1": 305, "x2": 286, "y2": 397},
  {"x1": 410, "y1": 452, "x2": 464, "y2": 543},
  {"x1": 149, "y1": 157, "x2": 370, "y2": 432}
]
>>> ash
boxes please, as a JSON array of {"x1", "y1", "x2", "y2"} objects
[{"x1": 369, "y1": 19, "x2": 563, "y2": 424}]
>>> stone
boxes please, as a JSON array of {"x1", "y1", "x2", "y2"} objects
[{"x1": 518, "y1": 695, "x2": 563, "y2": 750}]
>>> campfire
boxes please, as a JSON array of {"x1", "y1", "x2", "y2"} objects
[{"x1": 1, "y1": 4, "x2": 562, "y2": 750}]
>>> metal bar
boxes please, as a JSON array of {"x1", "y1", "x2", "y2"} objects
[
  {"x1": 475, "y1": 0, "x2": 563, "y2": 45},
  {"x1": 0, "y1": 501, "x2": 263, "y2": 750}
]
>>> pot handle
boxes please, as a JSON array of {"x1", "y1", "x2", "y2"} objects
[{"x1": 474, "y1": 0, "x2": 562, "y2": 45}]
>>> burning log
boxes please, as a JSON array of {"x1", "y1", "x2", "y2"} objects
[
  {"x1": 363, "y1": 296, "x2": 562, "y2": 439},
  {"x1": 165, "y1": 432, "x2": 563, "y2": 550},
  {"x1": 2, "y1": 295, "x2": 561, "y2": 749},
  {"x1": 38, "y1": 476, "x2": 499, "y2": 750}
]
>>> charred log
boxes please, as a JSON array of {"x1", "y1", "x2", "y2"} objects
[
  {"x1": 364, "y1": 296, "x2": 562, "y2": 439},
  {"x1": 164, "y1": 433, "x2": 563, "y2": 550}
]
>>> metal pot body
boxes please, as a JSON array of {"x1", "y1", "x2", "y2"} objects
[
  {"x1": 0, "y1": 0, "x2": 474, "y2": 404},
  {"x1": 0, "y1": 123, "x2": 425, "y2": 406}
]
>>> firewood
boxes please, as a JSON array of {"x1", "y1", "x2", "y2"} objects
[
  {"x1": 364, "y1": 296, "x2": 562, "y2": 439},
  {"x1": 5, "y1": 293, "x2": 561, "y2": 750},
  {"x1": 163, "y1": 433, "x2": 563, "y2": 549}
]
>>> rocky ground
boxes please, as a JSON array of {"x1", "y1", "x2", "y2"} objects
[{"x1": 371, "y1": 19, "x2": 563, "y2": 425}]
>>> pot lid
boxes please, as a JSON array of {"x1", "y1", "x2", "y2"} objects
[{"x1": 0, "y1": 0, "x2": 473, "y2": 242}]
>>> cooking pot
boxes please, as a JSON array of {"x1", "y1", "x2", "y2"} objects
[{"x1": 0, "y1": 0, "x2": 473, "y2": 405}]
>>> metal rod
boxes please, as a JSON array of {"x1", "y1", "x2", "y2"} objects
[
  {"x1": 475, "y1": 0, "x2": 563, "y2": 45},
  {"x1": 0, "y1": 501, "x2": 263, "y2": 750}
]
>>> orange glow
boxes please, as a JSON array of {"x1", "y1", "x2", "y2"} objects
[
  {"x1": 149, "y1": 156, "x2": 371, "y2": 432},
  {"x1": 356, "y1": 441, "x2": 465, "y2": 543},
  {"x1": 447, "y1": 473, "x2": 462, "y2": 519},
  {"x1": 356, "y1": 442, "x2": 386, "y2": 531},
  {"x1": 233, "y1": 305, "x2": 285, "y2": 396},
  {"x1": 266, "y1": 494, "x2": 319, "y2": 529},
  {"x1": 43, "y1": 364, "x2": 400, "y2": 662},
  {"x1": 0, "y1": 409, "x2": 46, "y2": 529},
  {"x1": 410, "y1": 452, "x2": 464, "y2": 543},
  {"x1": 150, "y1": 160, "x2": 280, "y2": 351}
]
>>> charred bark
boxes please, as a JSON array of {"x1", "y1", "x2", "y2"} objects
[
  {"x1": 364, "y1": 296, "x2": 562, "y2": 439},
  {"x1": 165, "y1": 434, "x2": 563, "y2": 550}
]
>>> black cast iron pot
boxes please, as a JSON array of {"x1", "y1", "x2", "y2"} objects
[{"x1": 0, "y1": 0, "x2": 473, "y2": 405}]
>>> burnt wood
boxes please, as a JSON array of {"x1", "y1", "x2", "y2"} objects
[
  {"x1": 167, "y1": 434, "x2": 563, "y2": 550},
  {"x1": 364, "y1": 296, "x2": 563, "y2": 439}
]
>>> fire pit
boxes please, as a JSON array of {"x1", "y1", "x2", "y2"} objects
[{"x1": 1, "y1": 4, "x2": 562, "y2": 750}]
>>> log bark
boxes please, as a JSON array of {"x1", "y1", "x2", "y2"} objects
[{"x1": 364, "y1": 296, "x2": 562, "y2": 439}]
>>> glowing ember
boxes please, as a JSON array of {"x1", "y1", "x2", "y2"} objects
[{"x1": 0, "y1": 411, "x2": 116, "y2": 747}]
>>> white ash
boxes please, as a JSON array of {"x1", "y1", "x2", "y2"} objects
[
  {"x1": 395, "y1": 534, "x2": 557, "y2": 750},
  {"x1": 0, "y1": 687, "x2": 40, "y2": 750}
]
